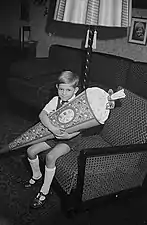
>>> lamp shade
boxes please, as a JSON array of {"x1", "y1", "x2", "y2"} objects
[{"x1": 54, "y1": 0, "x2": 132, "y2": 27}]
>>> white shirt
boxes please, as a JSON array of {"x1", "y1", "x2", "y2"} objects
[{"x1": 43, "y1": 95, "x2": 76, "y2": 114}]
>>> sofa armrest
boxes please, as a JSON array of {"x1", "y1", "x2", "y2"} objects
[{"x1": 77, "y1": 143, "x2": 147, "y2": 203}]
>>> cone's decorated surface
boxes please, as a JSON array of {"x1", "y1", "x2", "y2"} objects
[{"x1": 8, "y1": 90, "x2": 98, "y2": 150}]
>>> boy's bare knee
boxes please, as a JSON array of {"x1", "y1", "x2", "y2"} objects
[
  {"x1": 57, "y1": 143, "x2": 70, "y2": 153},
  {"x1": 46, "y1": 153, "x2": 54, "y2": 165},
  {"x1": 27, "y1": 146, "x2": 36, "y2": 158},
  {"x1": 46, "y1": 144, "x2": 70, "y2": 166}
]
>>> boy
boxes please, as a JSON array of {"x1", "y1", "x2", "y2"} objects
[{"x1": 24, "y1": 70, "x2": 80, "y2": 208}]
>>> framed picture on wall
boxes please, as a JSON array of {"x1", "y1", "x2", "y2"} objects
[{"x1": 128, "y1": 17, "x2": 147, "y2": 45}]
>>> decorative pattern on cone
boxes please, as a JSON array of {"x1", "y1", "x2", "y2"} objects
[
  {"x1": 8, "y1": 91, "x2": 97, "y2": 150},
  {"x1": 8, "y1": 122, "x2": 51, "y2": 150},
  {"x1": 49, "y1": 91, "x2": 95, "y2": 128}
]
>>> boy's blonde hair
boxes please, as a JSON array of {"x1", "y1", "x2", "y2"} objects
[{"x1": 57, "y1": 71, "x2": 79, "y2": 88}]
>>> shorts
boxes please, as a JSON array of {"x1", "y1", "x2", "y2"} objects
[{"x1": 44, "y1": 133, "x2": 82, "y2": 151}]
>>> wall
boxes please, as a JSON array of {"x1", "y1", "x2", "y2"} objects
[
  {"x1": 93, "y1": 8, "x2": 147, "y2": 61},
  {"x1": 0, "y1": 0, "x2": 147, "y2": 62},
  {"x1": 0, "y1": 0, "x2": 22, "y2": 39},
  {"x1": 44, "y1": 7, "x2": 147, "y2": 62}
]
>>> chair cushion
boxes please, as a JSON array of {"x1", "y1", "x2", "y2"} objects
[
  {"x1": 100, "y1": 87, "x2": 147, "y2": 146},
  {"x1": 55, "y1": 135, "x2": 111, "y2": 194},
  {"x1": 76, "y1": 134, "x2": 111, "y2": 151}
]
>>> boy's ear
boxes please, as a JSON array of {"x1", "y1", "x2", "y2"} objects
[
  {"x1": 56, "y1": 84, "x2": 59, "y2": 89},
  {"x1": 74, "y1": 87, "x2": 79, "y2": 94}
]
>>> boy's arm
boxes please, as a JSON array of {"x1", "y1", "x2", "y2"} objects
[{"x1": 39, "y1": 110, "x2": 63, "y2": 136}]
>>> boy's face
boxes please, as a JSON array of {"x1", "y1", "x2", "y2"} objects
[{"x1": 56, "y1": 83, "x2": 79, "y2": 101}]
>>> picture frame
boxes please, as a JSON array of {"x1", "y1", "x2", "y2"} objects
[{"x1": 128, "y1": 17, "x2": 147, "y2": 45}]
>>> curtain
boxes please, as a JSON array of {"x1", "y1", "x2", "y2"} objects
[{"x1": 54, "y1": 0, "x2": 132, "y2": 27}]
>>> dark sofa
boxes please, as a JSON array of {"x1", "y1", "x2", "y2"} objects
[
  {"x1": 8, "y1": 44, "x2": 147, "y2": 108},
  {"x1": 8, "y1": 45, "x2": 133, "y2": 111},
  {"x1": 7, "y1": 44, "x2": 147, "y2": 213}
]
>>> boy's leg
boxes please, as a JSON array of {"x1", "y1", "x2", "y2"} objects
[
  {"x1": 41, "y1": 143, "x2": 70, "y2": 194},
  {"x1": 31, "y1": 143, "x2": 70, "y2": 207},
  {"x1": 26, "y1": 142, "x2": 51, "y2": 186},
  {"x1": 27, "y1": 141, "x2": 51, "y2": 160}
]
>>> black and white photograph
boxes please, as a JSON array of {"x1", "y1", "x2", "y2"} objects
[{"x1": 1, "y1": 0, "x2": 147, "y2": 225}]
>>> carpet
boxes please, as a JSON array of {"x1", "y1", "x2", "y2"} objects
[{"x1": 0, "y1": 106, "x2": 63, "y2": 225}]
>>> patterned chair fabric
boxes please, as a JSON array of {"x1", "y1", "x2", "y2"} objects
[
  {"x1": 55, "y1": 135, "x2": 111, "y2": 194},
  {"x1": 100, "y1": 87, "x2": 147, "y2": 146}
]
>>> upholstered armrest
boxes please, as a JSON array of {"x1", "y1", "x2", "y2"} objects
[{"x1": 77, "y1": 143, "x2": 147, "y2": 203}]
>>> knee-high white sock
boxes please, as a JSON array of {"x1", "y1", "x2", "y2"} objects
[
  {"x1": 28, "y1": 155, "x2": 42, "y2": 180},
  {"x1": 40, "y1": 166, "x2": 56, "y2": 195}
]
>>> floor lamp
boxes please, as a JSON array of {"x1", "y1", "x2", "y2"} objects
[{"x1": 53, "y1": 0, "x2": 132, "y2": 90}]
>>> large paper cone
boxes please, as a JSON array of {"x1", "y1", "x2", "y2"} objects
[{"x1": 1, "y1": 87, "x2": 125, "y2": 153}]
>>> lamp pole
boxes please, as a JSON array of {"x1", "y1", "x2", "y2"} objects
[{"x1": 82, "y1": 27, "x2": 95, "y2": 90}]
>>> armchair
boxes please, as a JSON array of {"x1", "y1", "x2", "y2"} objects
[{"x1": 39, "y1": 87, "x2": 147, "y2": 213}]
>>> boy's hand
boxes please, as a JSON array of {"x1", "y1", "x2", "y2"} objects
[
  {"x1": 49, "y1": 126, "x2": 62, "y2": 136},
  {"x1": 55, "y1": 131, "x2": 80, "y2": 140},
  {"x1": 50, "y1": 126, "x2": 65, "y2": 136}
]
